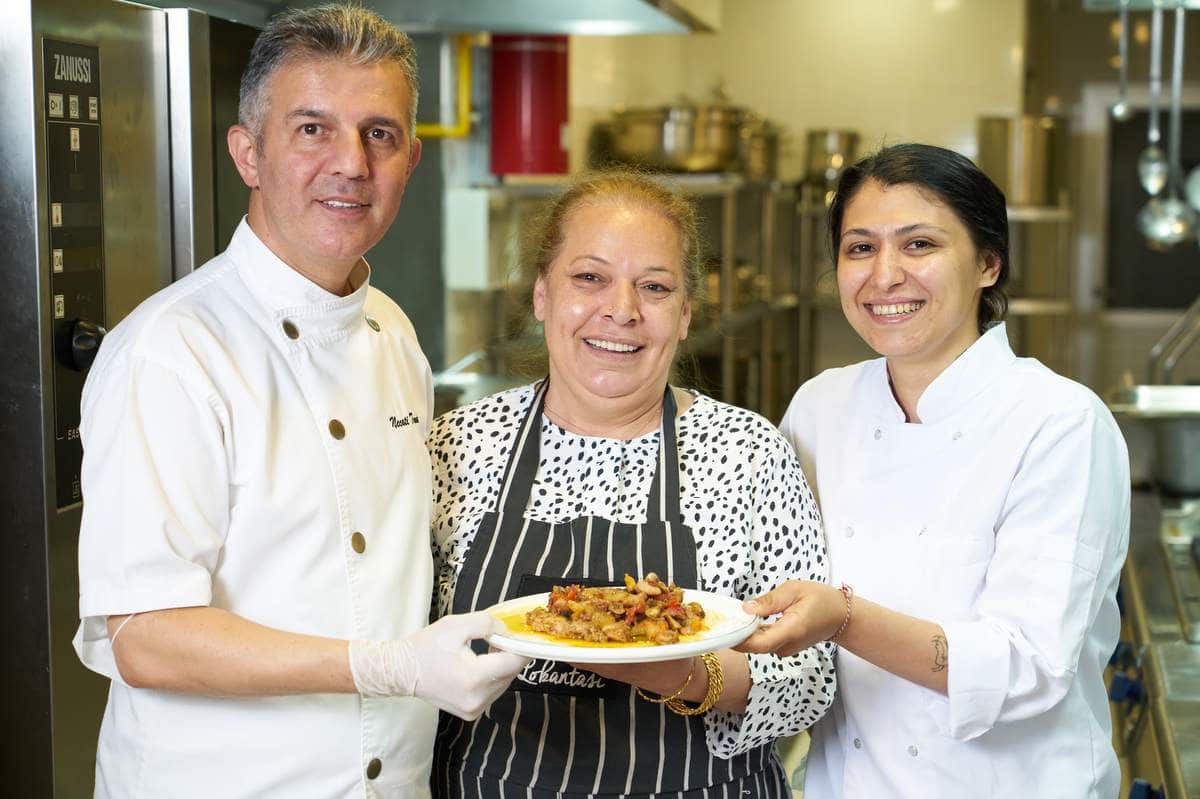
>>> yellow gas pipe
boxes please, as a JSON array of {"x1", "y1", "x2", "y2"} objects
[{"x1": 415, "y1": 34, "x2": 475, "y2": 139}]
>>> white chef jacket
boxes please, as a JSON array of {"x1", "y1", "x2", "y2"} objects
[
  {"x1": 74, "y1": 219, "x2": 437, "y2": 798},
  {"x1": 780, "y1": 323, "x2": 1129, "y2": 798}
]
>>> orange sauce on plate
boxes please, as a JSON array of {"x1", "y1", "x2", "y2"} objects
[{"x1": 496, "y1": 610, "x2": 711, "y2": 648}]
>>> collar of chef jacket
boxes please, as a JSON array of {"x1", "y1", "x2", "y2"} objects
[
  {"x1": 866, "y1": 322, "x2": 1017, "y2": 425},
  {"x1": 227, "y1": 217, "x2": 371, "y2": 339}
]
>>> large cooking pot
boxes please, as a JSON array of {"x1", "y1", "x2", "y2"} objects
[
  {"x1": 610, "y1": 103, "x2": 744, "y2": 173},
  {"x1": 806, "y1": 129, "x2": 858, "y2": 187},
  {"x1": 976, "y1": 114, "x2": 1064, "y2": 207},
  {"x1": 740, "y1": 117, "x2": 780, "y2": 181}
]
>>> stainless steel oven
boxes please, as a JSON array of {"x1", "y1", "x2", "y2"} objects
[{"x1": 0, "y1": 1, "x2": 252, "y2": 793}]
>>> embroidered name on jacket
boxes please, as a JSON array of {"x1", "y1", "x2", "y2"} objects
[
  {"x1": 517, "y1": 661, "x2": 608, "y2": 689},
  {"x1": 389, "y1": 412, "x2": 420, "y2": 429}
]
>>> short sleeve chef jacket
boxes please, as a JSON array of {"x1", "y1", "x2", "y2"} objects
[
  {"x1": 780, "y1": 323, "x2": 1129, "y2": 798},
  {"x1": 74, "y1": 220, "x2": 437, "y2": 798}
]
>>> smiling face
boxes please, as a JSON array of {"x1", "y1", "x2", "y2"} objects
[
  {"x1": 533, "y1": 201, "x2": 691, "y2": 419},
  {"x1": 227, "y1": 56, "x2": 421, "y2": 291},
  {"x1": 836, "y1": 180, "x2": 1000, "y2": 374}
]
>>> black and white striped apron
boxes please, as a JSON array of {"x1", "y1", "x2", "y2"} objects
[{"x1": 432, "y1": 381, "x2": 788, "y2": 798}]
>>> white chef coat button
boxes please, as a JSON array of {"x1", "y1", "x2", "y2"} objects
[
  {"x1": 918, "y1": 525, "x2": 927, "y2": 536},
  {"x1": 281, "y1": 320, "x2": 299, "y2": 339},
  {"x1": 873, "y1": 428, "x2": 882, "y2": 440},
  {"x1": 907, "y1": 744, "x2": 918, "y2": 757},
  {"x1": 845, "y1": 525, "x2": 855, "y2": 539},
  {"x1": 329, "y1": 419, "x2": 346, "y2": 439},
  {"x1": 365, "y1": 316, "x2": 380, "y2": 332},
  {"x1": 952, "y1": 430, "x2": 962, "y2": 441},
  {"x1": 853, "y1": 737, "x2": 862, "y2": 749},
  {"x1": 366, "y1": 757, "x2": 382, "y2": 779},
  {"x1": 351, "y1": 531, "x2": 366, "y2": 554}
]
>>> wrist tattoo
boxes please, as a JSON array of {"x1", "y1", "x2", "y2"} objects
[{"x1": 931, "y1": 635, "x2": 948, "y2": 673}]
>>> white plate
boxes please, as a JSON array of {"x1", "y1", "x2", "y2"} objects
[{"x1": 485, "y1": 588, "x2": 760, "y2": 664}]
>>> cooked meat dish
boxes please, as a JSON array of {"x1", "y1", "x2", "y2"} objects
[{"x1": 525, "y1": 572, "x2": 707, "y2": 645}]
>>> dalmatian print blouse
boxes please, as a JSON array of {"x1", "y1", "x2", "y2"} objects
[{"x1": 428, "y1": 384, "x2": 837, "y2": 758}]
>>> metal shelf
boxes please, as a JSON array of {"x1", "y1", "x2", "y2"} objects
[
  {"x1": 464, "y1": 176, "x2": 797, "y2": 417},
  {"x1": 799, "y1": 201, "x2": 1071, "y2": 224},
  {"x1": 1008, "y1": 297, "x2": 1074, "y2": 316},
  {"x1": 1085, "y1": 1, "x2": 1200, "y2": 10},
  {"x1": 490, "y1": 172, "x2": 745, "y2": 198},
  {"x1": 1007, "y1": 205, "x2": 1072, "y2": 223}
]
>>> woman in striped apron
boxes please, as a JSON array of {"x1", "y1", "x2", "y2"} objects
[{"x1": 429, "y1": 172, "x2": 836, "y2": 797}]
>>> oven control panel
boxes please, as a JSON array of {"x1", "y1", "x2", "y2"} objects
[{"x1": 43, "y1": 38, "x2": 104, "y2": 509}]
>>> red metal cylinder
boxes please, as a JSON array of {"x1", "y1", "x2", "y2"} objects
[{"x1": 490, "y1": 35, "x2": 568, "y2": 175}]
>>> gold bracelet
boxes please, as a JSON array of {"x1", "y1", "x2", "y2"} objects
[
  {"x1": 665, "y1": 652, "x2": 723, "y2": 716},
  {"x1": 636, "y1": 657, "x2": 697, "y2": 704},
  {"x1": 830, "y1": 582, "x2": 854, "y2": 642}
]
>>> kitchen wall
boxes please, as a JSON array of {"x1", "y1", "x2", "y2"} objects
[{"x1": 568, "y1": 0, "x2": 1026, "y2": 179}]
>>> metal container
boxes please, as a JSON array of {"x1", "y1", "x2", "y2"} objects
[
  {"x1": 490, "y1": 35, "x2": 569, "y2": 175},
  {"x1": 609, "y1": 107, "x2": 669, "y2": 168},
  {"x1": 1109, "y1": 385, "x2": 1200, "y2": 496},
  {"x1": 976, "y1": 114, "x2": 1064, "y2": 207},
  {"x1": 687, "y1": 104, "x2": 742, "y2": 172},
  {"x1": 740, "y1": 118, "x2": 779, "y2": 181},
  {"x1": 610, "y1": 103, "x2": 743, "y2": 173},
  {"x1": 806, "y1": 129, "x2": 858, "y2": 187}
]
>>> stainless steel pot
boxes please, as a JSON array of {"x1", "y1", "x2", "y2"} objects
[
  {"x1": 976, "y1": 115, "x2": 1064, "y2": 207},
  {"x1": 740, "y1": 118, "x2": 779, "y2": 181},
  {"x1": 806, "y1": 129, "x2": 858, "y2": 187},
  {"x1": 610, "y1": 103, "x2": 743, "y2": 173}
]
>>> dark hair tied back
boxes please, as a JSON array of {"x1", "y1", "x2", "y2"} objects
[{"x1": 826, "y1": 143, "x2": 1010, "y2": 333}]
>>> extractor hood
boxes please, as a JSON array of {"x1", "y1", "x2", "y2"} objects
[{"x1": 136, "y1": 0, "x2": 713, "y2": 34}]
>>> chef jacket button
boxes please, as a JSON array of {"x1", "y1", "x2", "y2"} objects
[
  {"x1": 351, "y1": 531, "x2": 366, "y2": 554},
  {"x1": 907, "y1": 744, "x2": 919, "y2": 757},
  {"x1": 853, "y1": 737, "x2": 862, "y2": 749},
  {"x1": 918, "y1": 525, "x2": 927, "y2": 536},
  {"x1": 365, "y1": 316, "x2": 380, "y2": 332},
  {"x1": 845, "y1": 525, "x2": 855, "y2": 539},
  {"x1": 366, "y1": 758, "x2": 382, "y2": 779},
  {"x1": 873, "y1": 428, "x2": 882, "y2": 440},
  {"x1": 329, "y1": 419, "x2": 346, "y2": 439},
  {"x1": 282, "y1": 320, "x2": 299, "y2": 339},
  {"x1": 952, "y1": 430, "x2": 962, "y2": 441}
]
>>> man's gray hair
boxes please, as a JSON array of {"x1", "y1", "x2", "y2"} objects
[{"x1": 238, "y1": 3, "x2": 419, "y2": 143}]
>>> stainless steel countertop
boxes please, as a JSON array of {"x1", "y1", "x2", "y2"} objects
[{"x1": 1125, "y1": 492, "x2": 1200, "y2": 798}]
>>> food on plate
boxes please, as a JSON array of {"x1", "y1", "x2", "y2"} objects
[{"x1": 524, "y1": 572, "x2": 707, "y2": 645}]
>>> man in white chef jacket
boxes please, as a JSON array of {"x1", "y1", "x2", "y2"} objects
[{"x1": 72, "y1": 5, "x2": 528, "y2": 797}]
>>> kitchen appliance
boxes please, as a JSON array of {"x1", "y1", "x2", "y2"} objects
[
  {"x1": 1109, "y1": 290, "x2": 1200, "y2": 495},
  {"x1": 1110, "y1": 493, "x2": 1200, "y2": 798},
  {"x1": 976, "y1": 114, "x2": 1064, "y2": 207},
  {"x1": 0, "y1": 1, "x2": 252, "y2": 793},
  {"x1": 1112, "y1": 385, "x2": 1200, "y2": 497},
  {"x1": 1107, "y1": 301, "x2": 1200, "y2": 796}
]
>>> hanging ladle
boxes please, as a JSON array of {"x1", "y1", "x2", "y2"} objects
[
  {"x1": 1111, "y1": 0, "x2": 1133, "y2": 120},
  {"x1": 1138, "y1": 1, "x2": 1169, "y2": 196},
  {"x1": 1138, "y1": 1, "x2": 1196, "y2": 247},
  {"x1": 1186, "y1": 165, "x2": 1200, "y2": 213}
]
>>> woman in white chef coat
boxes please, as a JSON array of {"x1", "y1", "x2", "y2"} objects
[
  {"x1": 427, "y1": 171, "x2": 836, "y2": 797},
  {"x1": 738, "y1": 143, "x2": 1131, "y2": 797}
]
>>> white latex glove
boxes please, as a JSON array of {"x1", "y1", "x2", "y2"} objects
[{"x1": 348, "y1": 611, "x2": 530, "y2": 720}]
